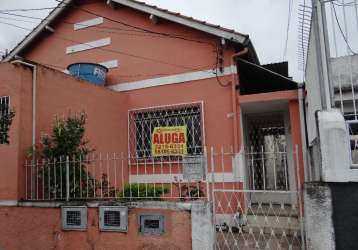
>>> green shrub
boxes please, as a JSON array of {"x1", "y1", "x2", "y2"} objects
[
  {"x1": 0, "y1": 109, "x2": 15, "y2": 144},
  {"x1": 117, "y1": 183, "x2": 168, "y2": 201},
  {"x1": 32, "y1": 112, "x2": 96, "y2": 199}
]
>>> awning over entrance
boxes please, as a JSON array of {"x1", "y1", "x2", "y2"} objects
[{"x1": 237, "y1": 59, "x2": 298, "y2": 95}]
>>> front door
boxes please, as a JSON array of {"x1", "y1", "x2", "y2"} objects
[{"x1": 244, "y1": 112, "x2": 296, "y2": 204}]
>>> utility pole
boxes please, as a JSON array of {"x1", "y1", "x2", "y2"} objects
[{"x1": 311, "y1": 0, "x2": 333, "y2": 110}]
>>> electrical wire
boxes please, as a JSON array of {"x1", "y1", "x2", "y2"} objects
[
  {"x1": 35, "y1": 60, "x2": 215, "y2": 79},
  {"x1": 0, "y1": 12, "x2": 213, "y2": 42},
  {"x1": 0, "y1": 10, "x2": 214, "y2": 46},
  {"x1": 213, "y1": 43, "x2": 231, "y2": 87},
  {"x1": 332, "y1": 3, "x2": 357, "y2": 54},
  {"x1": 0, "y1": 19, "x2": 217, "y2": 72},
  {"x1": 53, "y1": 0, "x2": 215, "y2": 46},
  {"x1": 0, "y1": 15, "x2": 40, "y2": 25},
  {"x1": 0, "y1": 1, "x2": 231, "y2": 87},
  {"x1": 0, "y1": 19, "x2": 219, "y2": 81},
  {"x1": 0, "y1": 20, "x2": 220, "y2": 79},
  {"x1": 283, "y1": 0, "x2": 293, "y2": 60},
  {"x1": 0, "y1": 20, "x2": 31, "y2": 31},
  {"x1": 332, "y1": 0, "x2": 358, "y2": 7},
  {"x1": 0, "y1": 7, "x2": 58, "y2": 12}
]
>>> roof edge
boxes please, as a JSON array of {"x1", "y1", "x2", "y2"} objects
[
  {"x1": 3, "y1": 0, "x2": 74, "y2": 62},
  {"x1": 3, "y1": 0, "x2": 259, "y2": 63},
  {"x1": 111, "y1": 0, "x2": 249, "y2": 44}
]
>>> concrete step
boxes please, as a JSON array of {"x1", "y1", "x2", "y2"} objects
[
  {"x1": 247, "y1": 203, "x2": 299, "y2": 217},
  {"x1": 243, "y1": 214, "x2": 301, "y2": 236}
]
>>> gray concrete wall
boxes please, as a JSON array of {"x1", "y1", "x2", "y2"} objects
[
  {"x1": 305, "y1": 14, "x2": 323, "y2": 145},
  {"x1": 317, "y1": 110, "x2": 353, "y2": 182},
  {"x1": 304, "y1": 183, "x2": 335, "y2": 250},
  {"x1": 191, "y1": 201, "x2": 215, "y2": 250}
]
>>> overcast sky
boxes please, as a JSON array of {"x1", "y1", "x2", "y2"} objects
[{"x1": 0, "y1": 0, "x2": 306, "y2": 81}]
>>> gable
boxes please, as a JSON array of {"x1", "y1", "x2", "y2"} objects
[{"x1": 3, "y1": 0, "x2": 258, "y2": 64}]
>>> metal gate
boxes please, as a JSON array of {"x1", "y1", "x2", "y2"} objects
[{"x1": 210, "y1": 146, "x2": 305, "y2": 250}]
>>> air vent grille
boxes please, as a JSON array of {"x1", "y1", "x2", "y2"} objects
[
  {"x1": 66, "y1": 210, "x2": 81, "y2": 226},
  {"x1": 99, "y1": 206, "x2": 128, "y2": 232},
  {"x1": 61, "y1": 206, "x2": 87, "y2": 231},
  {"x1": 144, "y1": 219, "x2": 160, "y2": 229},
  {"x1": 104, "y1": 210, "x2": 121, "y2": 227},
  {"x1": 140, "y1": 215, "x2": 165, "y2": 235}
]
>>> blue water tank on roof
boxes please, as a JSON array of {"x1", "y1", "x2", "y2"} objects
[{"x1": 67, "y1": 63, "x2": 108, "y2": 86}]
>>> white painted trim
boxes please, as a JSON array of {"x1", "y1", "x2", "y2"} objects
[
  {"x1": 74, "y1": 17, "x2": 104, "y2": 30},
  {"x1": 100, "y1": 59, "x2": 118, "y2": 69},
  {"x1": 128, "y1": 100, "x2": 203, "y2": 112},
  {"x1": 109, "y1": 66, "x2": 232, "y2": 92},
  {"x1": 112, "y1": 0, "x2": 247, "y2": 44},
  {"x1": 66, "y1": 37, "x2": 111, "y2": 54},
  {"x1": 13, "y1": 201, "x2": 194, "y2": 210},
  {"x1": 130, "y1": 172, "x2": 242, "y2": 183},
  {"x1": 0, "y1": 200, "x2": 18, "y2": 206}
]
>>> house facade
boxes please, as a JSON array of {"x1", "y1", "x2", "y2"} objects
[{"x1": 0, "y1": 0, "x2": 306, "y2": 249}]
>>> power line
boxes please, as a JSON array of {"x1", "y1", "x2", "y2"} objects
[
  {"x1": 213, "y1": 43, "x2": 231, "y2": 87},
  {"x1": 34, "y1": 59, "x2": 217, "y2": 79},
  {"x1": 0, "y1": 9, "x2": 214, "y2": 46},
  {"x1": 332, "y1": 0, "x2": 358, "y2": 7},
  {"x1": 0, "y1": 18, "x2": 217, "y2": 72},
  {"x1": 0, "y1": 1, "x2": 231, "y2": 87},
  {"x1": 0, "y1": 12, "x2": 212, "y2": 42},
  {"x1": 0, "y1": 20, "x2": 32, "y2": 31},
  {"x1": 0, "y1": 20, "x2": 220, "y2": 76},
  {"x1": 0, "y1": 7, "x2": 58, "y2": 12},
  {"x1": 0, "y1": 15, "x2": 40, "y2": 25},
  {"x1": 283, "y1": 0, "x2": 293, "y2": 60},
  {"x1": 0, "y1": 0, "x2": 100, "y2": 12},
  {"x1": 53, "y1": 0, "x2": 215, "y2": 46},
  {"x1": 332, "y1": 3, "x2": 357, "y2": 54}
]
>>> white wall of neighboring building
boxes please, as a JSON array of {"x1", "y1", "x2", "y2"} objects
[
  {"x1": 330, "y1": 54, "x2": 358, "y2": 115},
  {"x1": 305, "y1": 18, "x2": 323, "y2": 145}
]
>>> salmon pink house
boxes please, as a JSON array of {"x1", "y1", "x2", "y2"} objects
[{"x1": 0, "y1": 0, "x2": 307, "y2": 249}]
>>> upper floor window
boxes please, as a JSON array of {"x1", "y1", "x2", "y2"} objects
[{"x1": 128, "y1": 103, "x2": 204, "y2": 161}]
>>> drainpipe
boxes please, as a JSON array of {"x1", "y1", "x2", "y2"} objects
[
  {"x1": 298, "y1": 85, "x2": 309, "y2": 182},
  {"x1": 231, "y1": 48, "x2": 248, "y2": 153},
  {"x1": 11, "y1": 59, "x2": 37, "y2": 199},
  {"x1": 11, "y1": 60, "x2": 37, "y2": 151}
]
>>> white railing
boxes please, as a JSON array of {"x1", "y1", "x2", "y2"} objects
[
  {"x1": 24, "y1": 152, "x2": 209, "y2": 201},
  {"x1": 246, "y1": 148, "x2": 291, "y2": 191},
  {"x1": 23, "y1": 145, "x2": 301, "y2": 203},
  {"x1": 210, "y1": 145, "x2": 305, "y2": 249},
  {"x1": 213, "y1": 189, "x2": 305, "y2": 250}
]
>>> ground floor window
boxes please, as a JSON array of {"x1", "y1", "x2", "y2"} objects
[
  {"x1": 128, "y1": 102, "x2": 203, "y2": 161},
  {"x1": 0, "y1": 96, "x2": 10, "y2": 144}
]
